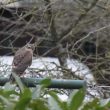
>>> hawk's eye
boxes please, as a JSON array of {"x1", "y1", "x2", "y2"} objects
[
  {"x1": 27, "y1": 44, "x2": 31, "y2": 49},
  {"x1": 27, "y1": 44, "x2": 35, "y2": 50},
  {"x1": 28, "y1": 46, "x2": 31, "y2": 48}
]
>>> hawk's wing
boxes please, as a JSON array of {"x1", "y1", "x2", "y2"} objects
[
  {"x1": 18, "y1": 50, "x2": 33, "y2": 67},
  {"x1": 12, "y1": 47, "x2": 33, "y2": 72},
  {"x1": 12, "y1": 47, "x2": 27, "y2": 66}
]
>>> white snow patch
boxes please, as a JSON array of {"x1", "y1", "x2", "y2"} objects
[
  {"x1": 0, "y1": 56, "x2": 98, "y2": 100},
  {"x1": 0, "y1": 56, "x2": 96, "y2": 83}
]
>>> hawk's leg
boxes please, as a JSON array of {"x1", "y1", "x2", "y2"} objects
[{"x1": 20, "y1": 71, "x2": 27, "y2": 78}]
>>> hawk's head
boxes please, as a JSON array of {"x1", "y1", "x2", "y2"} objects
[{"x1": 26, "y1": 43, "x2": 35, "y2": 51}]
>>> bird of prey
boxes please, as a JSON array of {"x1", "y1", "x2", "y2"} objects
[{"x1": 10, "y1": 44, "x2": 35, "y2": 81}]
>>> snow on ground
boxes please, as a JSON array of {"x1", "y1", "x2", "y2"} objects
[
  {"x1": 0, "y1": 56, "x2": 95, "y2": 82},
  {"x1": 0, "y1": 56, "x2": 98, "y2": 100}
]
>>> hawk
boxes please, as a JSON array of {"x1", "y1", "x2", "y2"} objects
[{"x1": 10, "y1": 44, "x2": 35, "y2": 81}]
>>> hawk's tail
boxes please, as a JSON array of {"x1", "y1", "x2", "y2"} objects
[{"x1": 9, "y1": 74, "x2": 15, "y2": 82}]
